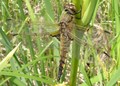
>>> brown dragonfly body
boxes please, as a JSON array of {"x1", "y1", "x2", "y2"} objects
[{"x1": 58, "y1": 3, "x2": 77, "y2": 81}]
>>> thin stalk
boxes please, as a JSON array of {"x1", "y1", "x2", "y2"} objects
[
  {"x1": 70, "y1": 29, "x2": 84, "y2": 86},
  {"x1": 1, "y1": 0, "x2": 9, "y2": 31},
  {"x1": 113, "y1": 0, "x2": 120, "y2": 67},
  {"x1": 70, "y1": 0, "x2": 83, "y2": 86}
]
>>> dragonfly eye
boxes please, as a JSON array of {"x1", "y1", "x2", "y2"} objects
[
  {"x1": 65, "y1": 9, "x2": 76, "y2": 15},
  {"x1": 64, "y1": 3, "x2": 77, "y2": 15}
]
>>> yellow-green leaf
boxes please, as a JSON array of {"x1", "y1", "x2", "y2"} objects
[{"x1": 0, "y1": 43, "x2": 21, "y2": 72}]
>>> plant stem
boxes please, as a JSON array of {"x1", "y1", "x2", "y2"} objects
[
  {"x1": 70, "y1": 29, "x2": 84, "y2": 86},
  {"x1": 70, "y1": 0, "x2": 84, "y2": 86}
]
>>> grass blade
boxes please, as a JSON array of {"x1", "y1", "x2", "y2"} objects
[
  {"x1": 0, "y1": 43, "x2": 21, "y2": 71},
  {"x1": 106, "y1": 68, "x2": 120, "y2": 86}
]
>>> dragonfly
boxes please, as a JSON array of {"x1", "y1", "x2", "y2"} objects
[
  {"x1": 7, "y1": 2, "x2": 84, "y2": 81},
  {"x1": 5, "y1": 2, "x2": 112, "y2": 82},
  {"x1": 56, "y1": 3, "x2": 79, "y2": 81}
]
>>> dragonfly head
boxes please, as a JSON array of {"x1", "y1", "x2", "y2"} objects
[{"x1": 64, "y1": 3, "x2": 77, "y2": 15}]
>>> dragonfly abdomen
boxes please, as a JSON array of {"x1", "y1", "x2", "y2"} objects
[{"x1": 58, "y1": 21, "x2": 72, "y2": 81}]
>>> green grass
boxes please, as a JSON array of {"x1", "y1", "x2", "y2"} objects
[{"x1": 0, "y1": 0, "x2": 120, "y2": 86}]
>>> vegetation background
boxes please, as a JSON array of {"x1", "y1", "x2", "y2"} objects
[{"x1": 0, "y1": 0, "x2": 120, "y2": 86}]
